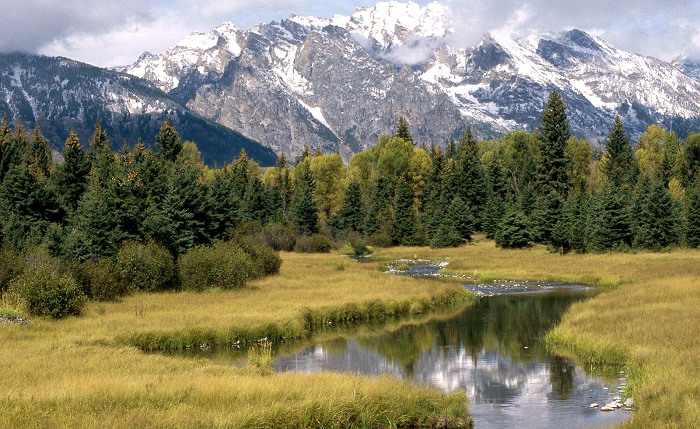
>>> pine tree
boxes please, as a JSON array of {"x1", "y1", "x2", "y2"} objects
[
  {"x1": 28, "y1": 125, "x2": 52, "y2": 177},
  {"x1": 495, "y1": 209, "x2": 532, "y2": 249},
  {"x1": 447, "y1": 196, "x2": 474, "y2": 241},
  {"x1": 239, "y1": 175, "x2": 265, "y2": 222},
  {"x1": 563, "y1": 188, "x2": 589, "y2": 253},
  {"x1": 335, "y1": 181, "x2": 364, "y2": 233},
  {"x1": 0, "y1": 122, "x2": 28, "y2": 181},
  {"x1": 147, "y1": 162, "x2": 214, "y2": 255},
  {"x1": 602, "y1": 117, "x2": 637, "y2": 188},
  {"x1": 393, "y1": 178, "x2": 415, "y2": 245},
  {"x1": 686, "y1": 180, "x2": 700, "y2": 248},
  {"x1": 155, "y1": 119, "x2": 183, "y2": 162},
  {"x1": 430, "y1": 218, "x2": 462, "y2": 248},
  {"x1": 53, "y1": 131, "x2": 91, "y2": 212},
  {"x1": 587, "y1": 184, "x2": 633, "y2": 252},
  {"x1": 537, "y1": 90, "x2": 571, "y2": 196},
  {"x1": 455, "y1": 127, "x2": 485, "y2": 226},
  {"x1": 365, "y1": 177, "x2": 391, "y2": 237},
  {"x1": 294, "y1": 183, "x2": 318, "y2": 235},
  {"x1": 209, "y1": 170, "x2": 239, "y2": 238},
  {"x1": 0, "y1": 162, "x2": 63, "y2": 250},
  {"x1": 67, "y1": 180, "x2": 120, "y2": 260},
  {"x1": 394, "y1": 117, "x2": 413, "y2": 145},
  {"x1": 89, "y1": 120, "x2": 114, "y2": 186},
  {"x1": 632, "y1": 177, "x2": 682, "y2": 250},
  {"x1": 531, "y1": 191, "x2": 564, "y2": 245},
  {"x1": 685, "y1": 132, "x2": 700, "y2": 186}
]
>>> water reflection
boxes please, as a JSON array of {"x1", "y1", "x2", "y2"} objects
[{"x1": 275, "y1": 289, "x2": 630, "y2": 429}]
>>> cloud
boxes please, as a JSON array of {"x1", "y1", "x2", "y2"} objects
[
  {"x1": 0, "y1": 0, "x2": 154, "y2": 54},
  {"x1": 4, "y1": 0, "x2": 700, "y2": 66},
  {"x1": 442, "y1": 0, "x2": 700, "y2": 61},
  {"x1": 38, "y1": 13, "x2": 196, "y2": 68}
]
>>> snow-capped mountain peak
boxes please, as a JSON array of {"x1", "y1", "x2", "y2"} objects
[
  {"x1": 288, "y1": 1, "x2": 451, "y2": 48},
  {"x1": 120, "y1": 1, "x2": 700, "y2": 158}
]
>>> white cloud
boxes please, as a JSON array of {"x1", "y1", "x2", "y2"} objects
[{"x1": 5, "y1": 0, "x2": 700, "y2": 66}]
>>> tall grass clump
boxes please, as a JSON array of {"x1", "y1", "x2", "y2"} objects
[
  {"x1": 178, "y1": 241, "x2": 252, "y2": 291},
  {"x1": 116, "y1": 241, "x2": 175, "y2": 292}
]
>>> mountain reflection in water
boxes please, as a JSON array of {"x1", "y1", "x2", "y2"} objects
[{"x1": 275, "y1": 280, "x2": 630, "y2": 429}]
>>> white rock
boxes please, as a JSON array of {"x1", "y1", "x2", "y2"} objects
[
  {"x1": 624, "y1": 398, "x2": 634, "y2": 408},
  {"x1": 601, "y1": 405, "x2": 615, "y2": 412},
  {"x1": 589, "y1": 403, "x2": 599, "y2": 408}
]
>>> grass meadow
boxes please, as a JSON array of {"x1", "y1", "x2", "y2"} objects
[{"x1": 0, "y1": 252, "x2": 472, "y2": 428}]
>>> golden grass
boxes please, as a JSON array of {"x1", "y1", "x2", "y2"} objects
[
  {"x1": 0, "y1": 252, "x2": 472, "y2": 428},
  {"x1": 379, "y1": 237, "x2": 700, "y2": 428}
]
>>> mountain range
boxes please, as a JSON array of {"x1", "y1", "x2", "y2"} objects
[{"x1": 4, "y1": 0, "x2": 700, "y2": 164}]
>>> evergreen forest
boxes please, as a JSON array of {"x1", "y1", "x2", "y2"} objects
[{"x1": 2, "y1": 91, "x2": 700, "y2": 316}]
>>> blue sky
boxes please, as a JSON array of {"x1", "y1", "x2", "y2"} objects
[{"x1": 1, "y1": 0, "x2": 699, "y2": 67}]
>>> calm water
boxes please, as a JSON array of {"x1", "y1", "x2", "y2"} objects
[{"x1": 274, "y1": 264, "x2": 631, "y2": 429}]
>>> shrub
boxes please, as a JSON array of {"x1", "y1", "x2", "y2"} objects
[
  {"x1": 76, "y1": 259, "x2": 129, "y2": 301},
  {"x1": 259, "y1": 222, "x2": 296, "y2": 251},
  {"x1": 116, "y1": 241, "x2": 175, "y2": 292},
  {"x1": 367, "y1": 231, "x2": 393, "y2": 248},
  {"x1": 178, "y1": 241, "x2": 252, "y2": 291},
  {"x1": 9, "y1": 268, "x2": 86, "y2": 318},
  {"x1": 235, "y1": 239, "x2": 282, "y2": 279},
  {"x1": 294, "y1": 234, "x2": 332, "y2": 253},
  {"x1": 0, "y1": 249, "x2": 24, "y2": 293}
]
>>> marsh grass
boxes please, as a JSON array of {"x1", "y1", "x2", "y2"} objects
[
  {"x1": 379, "y1": 238, "x2": 700, "y2": 428},
  {"x1": 0, "y1": 251, "x2": 472, "y2": 428}
]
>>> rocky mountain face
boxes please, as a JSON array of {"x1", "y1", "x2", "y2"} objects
[
  {"x1": 0, "y1": 53, "x2": 277, "y2": 166},
  {"x1": 121, "y1": 1, "x2": 700, "y2": 158}
]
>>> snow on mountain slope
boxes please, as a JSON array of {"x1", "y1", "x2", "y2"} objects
[
  {"x1": 121, "y1": 1, "x2": 700, "y2": 155},
  {"x1": 123, "y1": 22, "x2": 242, "y2": 94}
]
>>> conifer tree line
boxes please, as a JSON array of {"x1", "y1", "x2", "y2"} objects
[{"x1": 2, "y1": 89, "x2": 700, "y2": 262}]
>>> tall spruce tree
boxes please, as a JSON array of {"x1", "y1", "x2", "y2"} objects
[
  {"x1": 602, "y1": 117, "x2": 637, "y2": 188},
  {"x1": 537, "y1": 90, "x2": 571, "y2": 196},
  {"x1": 393, "y1": 178, "x2": 415, "y2": 245},
  {"x1": 632, "y1": 176, "x2": 682, "y2": 250},
  {"x1": 587, "y1": 184, "x2": 633, "y2": 251},
  {"x1": 28, "y1": 125, "x2": 52, "y2": 177},
  {"x1": 293, "y1": 155, "x2": 318, "y2": 235},
  {"x1": 335, "y1": 180, "x2": 364, "y2": 233},
  {"x1": 455, "y1": 127, "x2": 485, "y2": 226},
  {"x1": 495, "y1": 209, "x2": 532, "y2": 249},
  {"x1": 155, "y1": 119, "x2": 183, "y2": 162},
  {"x1": 394, "y1": 117, "x2": 413, "y2": 145},
  {"x1": 686, "y1": 180, "x2": 700, "y2": 248},
  {"x1": 53, "y1": 131, "x2": 91, "y2": 212}
]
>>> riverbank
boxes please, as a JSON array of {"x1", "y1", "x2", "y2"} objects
[
  {"x1": 0, "y1": 252, "x2": 473, "y2": 428},
  {"x1": 378, "y1": 237, "x2": 700, "y2": 428}
]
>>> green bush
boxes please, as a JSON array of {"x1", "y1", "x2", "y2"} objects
[
  {"x1": 75, "y1": 259, "x2": 129, "y2": 301},
  {"x1": 116, "y1": 241, "x2": 175, "y2": 292},
  {"x1": 236, "y1": 239, "x2": 282, "y2": 279},
  {"x1": 9, "y1": 268, "x2": 86, "y2": 318},
  {"x1": 178, "y1": 241, "x2": 252, "y2": 291},
  {"x1": 0, "y1": 249, "x2": 24, "y2": 293},
  {"x1": 367, "y1": 231, "x2": 393, "y2": 248},
  {"x1": 294, "y1": 234, "x2": 332, "y2": 253},
  {"x1": 259, "y1": 222, "x2": 296, "y2": 251}
]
